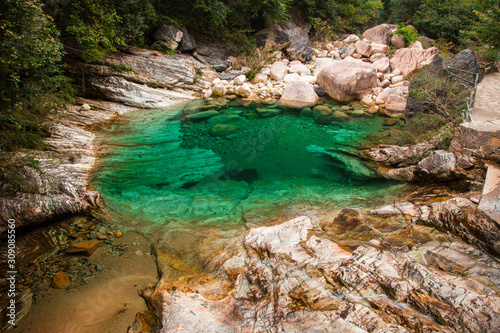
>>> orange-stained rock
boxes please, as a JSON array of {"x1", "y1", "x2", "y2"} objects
[
  {"x1": 51, "y1": 272, "x2": 71, "y2": 289},
  {"x1": 66, "y1": 239, "x2": 102, "y2": 256}
]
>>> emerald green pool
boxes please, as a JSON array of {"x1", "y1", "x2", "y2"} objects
[{"x1": 91, "y1": 102, "x2": 408, "y2": 229}]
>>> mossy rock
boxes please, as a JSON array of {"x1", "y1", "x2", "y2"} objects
[
  {"x1": 207, "y1": 115, "x2": 241, "y2": 124},
  {"x1": 261, "y1": 98, "x2": 277, "y2": 106},
  {"x1": 185, "y1": 110, "x2": 220, "y2": 121},
  {"x1": 209, "y1": 124, "x2": 240, "y2": 137},
  {"x1": 300, "y1": 108, "x2": 313, "y2": 118},
  {"x1": 256, "y1": 108, "x2": 282, "y2": 118},
  {"x1": 350, "y1": 110, "x2": 366, "y2": 117},
  {"x1": 243, "y1": 113, "x2": 259, "y2": 119},
  {"x1": 312, "y1": 105, "x2": 332, "y2": 119},
  {"x1": 199, "y1": 104, "x2": 222, "y2": 111},
  {"x1": 332, "y1": 111, "x2": 350, "y2": 120},
  {"x1": 383, "y1": 118, "x2": 398, "y2": 126}
]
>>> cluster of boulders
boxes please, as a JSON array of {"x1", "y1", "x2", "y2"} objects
[{"x1": 202, "y1": 23, "x2": 441, "y2": 120}]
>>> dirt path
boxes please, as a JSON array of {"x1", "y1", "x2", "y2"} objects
[
  {"x1": 472, "y1": 72, "x2": 500, "y2": 223},
  {"x1": 472, "y1": 72, "x2": 500, "y2": 123}
]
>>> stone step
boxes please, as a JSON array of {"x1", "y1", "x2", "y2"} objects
[{"x1": 478, "y1": 164, "x2": 500, "y2": 223}]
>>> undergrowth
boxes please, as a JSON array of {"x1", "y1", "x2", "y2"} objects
[{"x1": 231, "y1": 41, "x2": 279, "y2": 81}]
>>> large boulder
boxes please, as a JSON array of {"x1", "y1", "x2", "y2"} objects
[
  {"x1": 178, "y1": 27, "x2": 196, "y2": 52},
  {"x1": 280, "y1": 81, "x2": 318, "y2": 108},
  {"x1": 154, "y1": 25, "x2": 183, "y2": 50},
  {"x1": 255, "y1": 19, "x2": 313, "y2": 62},
  {"x1": 363, "y1": 23, "x2": 396, "y2": 45},
  {"x1": 417, "y1": 150, "x2": 457, "y2": 180},
  {"x1": 317, "y1": 60, "x2": 378, "y2": 103},
  {"x1": 447, "y1": 49, "x2": 481, "y2": 86},
  {"x1": 390, "y1": 42, "x2": 440, "y2": 76}
]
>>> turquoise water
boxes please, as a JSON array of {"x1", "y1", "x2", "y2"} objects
[{"x1": 92, "y1": 103, "x2": 408, "y2": 229}]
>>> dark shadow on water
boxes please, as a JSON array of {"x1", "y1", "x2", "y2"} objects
[{"x1": 220, "y1": 168, "x2": 259, "y2": 184}]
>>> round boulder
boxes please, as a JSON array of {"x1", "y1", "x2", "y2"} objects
[{"x1": 280, "y1": 81, "x2": 319, "y2": 108}]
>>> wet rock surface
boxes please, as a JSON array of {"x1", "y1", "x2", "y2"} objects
[{"x1": 144, "y1": 202, "x2": 500, "y2": 333}]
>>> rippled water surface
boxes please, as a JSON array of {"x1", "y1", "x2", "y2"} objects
[{"x1": 92, "y1": 102, "x2": 409, "y2": 229}]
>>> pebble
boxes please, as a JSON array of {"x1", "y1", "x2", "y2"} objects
[{"x1": 114, "y1": 230, "x2": 123, "y2": 238}]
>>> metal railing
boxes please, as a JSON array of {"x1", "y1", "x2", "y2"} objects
[{"x1": 447, "y1": 65, "x2": 483, "y2": 123}]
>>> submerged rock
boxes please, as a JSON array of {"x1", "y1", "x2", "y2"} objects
[
  {"x1": 185, "y1": 110, "x2": 220, "y2": 121},
  {"x1": 66, "y1": 239, "x2": 103, "y2": 256},
  {"x1": 209, "y1": 124, "x2": 239, "y2": 137}
]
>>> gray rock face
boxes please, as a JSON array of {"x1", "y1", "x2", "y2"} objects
[
  {"x1": 364, "y1": 143, "x2": 436, "y2": 168},
  {"x1": 154, "y1": 24, "x2": 183, "y2": 43},
  {"x1": 0, "y1": 102, "x2": 123, "y2": 231},
  {"x1": 83, "y1": 50, "x2": 203, "y2": 108},
  {"x1": 450, "y1": 120, "x2": 500, "y2": 162},
  {"x1": 417, "y1": 150, "x2": 457, "y2": 179},
  {"x1": 178, "y1": 27, "x2": 196, "y2": 52},
  {"x1": 317, "y1": 60, "x2": 378, "y2": 103},
  {"x1": 255, "y1": 19, "x2": 313, "y2": 62}
]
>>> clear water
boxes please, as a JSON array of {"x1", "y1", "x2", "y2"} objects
[{"x1": 91, "y1": 103, "x2": 408, "y2": 230}]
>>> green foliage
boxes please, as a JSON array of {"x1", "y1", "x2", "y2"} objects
[
  {"x1": 413, "y1": 0, "x2": 475, "y2": 43},
  {"x1": 310, "y1": 17, "x2": 337, "y2": 46},
  {"x1": 391, "y1": 23, "x2": 420, "y2": 44},
  {"x1": 109, "y1": 63, "x2": 135, "y2": 72},
  {"x1": 152, "y1": 0, "x2": 230, "y2": 32},
  {"x1": 372, "y1": 68, "x2": 471, "y2": 147},
  {"x1": 0, "y1": 154, "x2": 41, "y2": 195},
  {"x1": 472, "y1": 4, "x2": 500, "y2": 49},
  {"x1": 383, "y1": 0, "x2": 423, "y2": 23},
  {"x1": 372, "y1": 113, "x2": 448, "y2": 146},
  {"x1": 297, "y1": 0, "x2": 383, "y2": 32},
  {"x1": 410, "y1": 70, "x2": 470, "y2": 125},
  {"x1": 60, "y1": 0, "x2": 123, "y2": 61},
  {"x1": 232, "y1": 43, "x2": 278, "y2": 81},
  {"x1": 240, "y1": 0, "x2": 293, "y2": 27},
  {"x1": 0, "y1": 0, "x2": 72, "y2": 151}
]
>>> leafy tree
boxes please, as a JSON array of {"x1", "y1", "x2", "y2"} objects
[
  {"x1": 53, "y1": 0, "x2": 123, "y2": 61},
  {"x1": 152, "y1": 0, "x2": 230, "y2": 32},
  {"x1": 383, "y1": 0, "x2": 423, "y2": 24},
  {"x1": 296, "y1": 0, "x2": 383, "y2": 32},
  {"x1": 473, "y1": 3, "x2": 500, "y2": 49},
  {"x1": 413, "y1": 0, "x2": 475, "y2": 43},
  {"x1": 0, "y1": 0, "x2": 69, "y2": 151},
  {"x1": 240, "y1": 0, "x2": 293, "y2": 28}
]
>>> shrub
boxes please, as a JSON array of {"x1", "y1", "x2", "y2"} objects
[
  {"x1": 391, "y1": 23, "x2": 420, "y2": 44},
  {"x1": 232, "y1": 42, "x2": 278, "y2": 81},
  {"x1": 0, "y1": 154, "x2": 41, "y2": 195}
]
